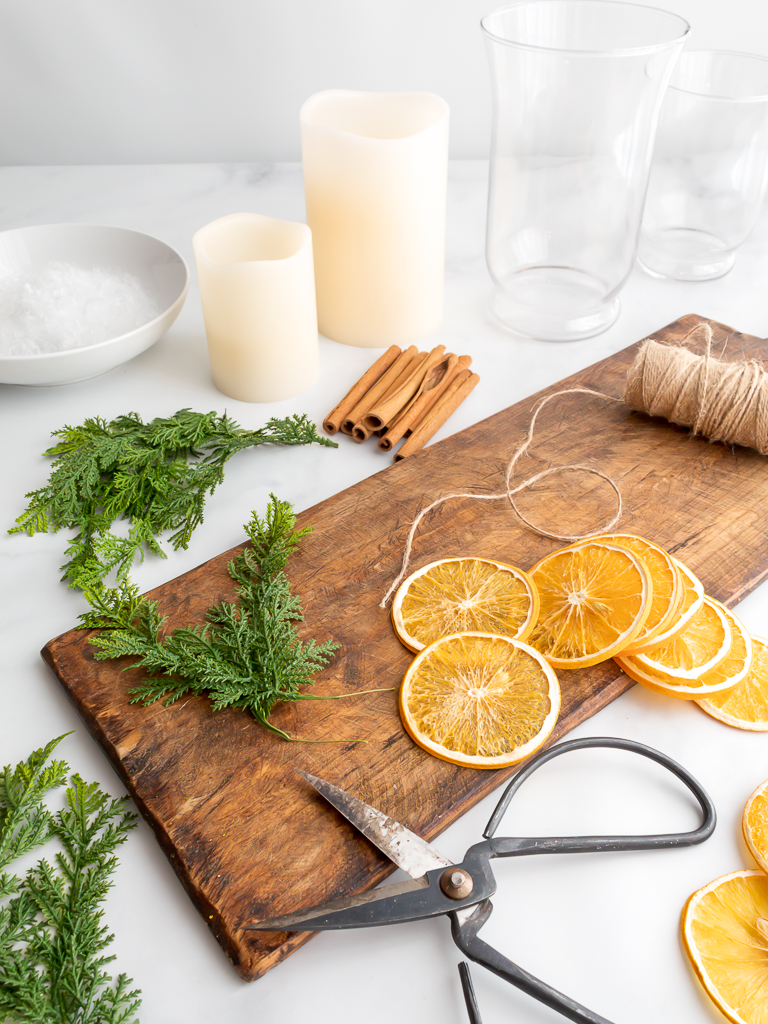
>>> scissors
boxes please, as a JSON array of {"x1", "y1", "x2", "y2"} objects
[{"x1": 244, "y1": 736, "x2": 716, "y2": 1024}]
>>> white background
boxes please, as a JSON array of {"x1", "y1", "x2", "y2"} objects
[{"x1": 0, "y1": 0, "x2": 767, "y2": 166}]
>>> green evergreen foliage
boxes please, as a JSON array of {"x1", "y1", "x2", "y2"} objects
[
  {"x1": 0, "y1": 736, "x2": 140, "y2": 1024},
  {"x1": 10, "y1": 409, "x2": 336, "y2": 591},
  {"x1": 81, "y1": 496, "x2": 341, "y2": 740},
  {"x1": 0, "y1": 737, "x2": 69, "y2": 899}
]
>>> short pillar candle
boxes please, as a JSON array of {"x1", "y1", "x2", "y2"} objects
[
  {"x1": 193, "y1": 212, "x2": 319, "y2": 403},
  {"x1": 300, "y1": 90, "x2": 450, "y2": 348}
]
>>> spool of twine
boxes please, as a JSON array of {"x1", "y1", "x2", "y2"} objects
[{"x1": 625, "y1": 321, "x2": 768, "y2": 454}]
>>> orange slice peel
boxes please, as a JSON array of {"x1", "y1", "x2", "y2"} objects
[
  {"x1": 391, "y1": 557, "x2": 539, "y2": 653},
  {"x1": 617, "y1": 599, "x2": 749, "y2": 700},
  {"x1": 528, "y1": 541, "x2": 652, "y2": 669},
  {"x1": 743, "y1": 778, "x2": 768, "y2": 876},
  {"x1": 628, "y1": 557, "x2": 704, "y2": 655},
  {"x1": 628, "y1": 595, "x2": 732, "y2": 681},
  {"x1": 682, "y1": 869, "x2": 768, "y2": 1024},
  {"x1": 583, "y1": 534, "x2": 682, "y2": 653},
  {"x1": 699, "y1": 634, "x2": 768, "y2": 731},
  {"x1": 398, "y1": 632, "x2": 560, "y2": 769}
]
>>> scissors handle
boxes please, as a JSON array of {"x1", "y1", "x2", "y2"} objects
[
  {"x1": 458, "y1": 963, "x2": 483, "y2": 1024},
  {"x1": 451, "y1": 737, "x2": 716, "y2": 1024},
  {"x1": 452, "y1": 910, "x2": 616, "y2": 1024},
  {"x1": 482, "y1": 736, "x2": 715, "y2": 857}
]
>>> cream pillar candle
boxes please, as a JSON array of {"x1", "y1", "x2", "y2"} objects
[
  {"x1": 192, "y1": 213, "x2": 319, "y2": 402},
  {"x1": 300, "y1": 90, "x2": 450, "y2": 348}
]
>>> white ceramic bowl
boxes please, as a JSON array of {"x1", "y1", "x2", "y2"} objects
[{"x1": 0, "y1": 223, "x2": 189, "y2": 386}]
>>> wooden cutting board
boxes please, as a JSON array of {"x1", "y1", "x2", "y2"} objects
[{"x1": 42, "y1": 314, "x2": 768, "y2": 982}]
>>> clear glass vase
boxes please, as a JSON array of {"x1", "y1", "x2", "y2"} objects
[
  {"x1": 638, "y1": 51, "x2": 768, "y2": 282},
  {"x1": 482, "y1": 0, "x2": 689, "y2": 342}
]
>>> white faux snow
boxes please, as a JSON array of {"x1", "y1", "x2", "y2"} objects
[{"x1": 0, "y1": 262, "x2": 162, "y2": 356}]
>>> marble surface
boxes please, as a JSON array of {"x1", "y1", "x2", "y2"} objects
[{"x1": 1, "y1": 161, "x2": 767, "y2": 1024}]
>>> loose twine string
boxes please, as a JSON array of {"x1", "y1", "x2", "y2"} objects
[{"x1": 380, "y1": 320, "x2": 768, "y2": 608}]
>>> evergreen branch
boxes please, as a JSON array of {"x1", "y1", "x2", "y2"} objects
[
  {"x1": 0, "y1": 736, "x2": 70, "y2": 874},
  {"x1": 10, "y1": 410, "x2": 336, "y2": 590},
  {"x1": 86, "y1": 496, "x2": 341, "y2": 740},
  {"x1": 0, "y1": 739, "x2": 140, "y2": 1024}
]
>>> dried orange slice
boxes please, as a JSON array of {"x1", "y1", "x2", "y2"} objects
[
  {"x1": 627, "y1": 596, "x2": 731, "y2": 681},
  {"x1": 399, "y1": 632, "x2": 560, "y2": 769},
  {"x1": 629, "y1": 557, "x2": 704, "y2": 654},
  {"x1": 527, "y1": 542, "x2": 652, "y2": 669},
  {"x1": 616, "y1": 600, "x2": 749, "y2": 700},
  {"x1": 584, "y1": 534, "x2": 682, "y2": 653},
  {"x1": 682, "y1": 869, "x2": 768, "y2": 1024},
  {"x1": 743, "y1": 779, "x2": 768, "y2": 875},
  {"x1": 699, "y1": 635, "x2": 768, "y2": 731},
  {"x1": 391, "y1": 557, "x2": 539, "y2": 653}
]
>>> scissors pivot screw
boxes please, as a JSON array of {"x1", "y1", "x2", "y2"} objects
[{"x1": 440, "y1": 868, "x2": 474, "y2": 900}]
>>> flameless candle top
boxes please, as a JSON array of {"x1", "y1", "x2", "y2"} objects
[{"x1": 300, "y1": 90, "x2": 449, "y2": 140}]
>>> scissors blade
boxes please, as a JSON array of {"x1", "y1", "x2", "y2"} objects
[
  {"x1": 242, "y1": 876, "x2": 428, "y2": 932},
  {"x1": 297, "y1": 768, "x2": 452, "y2": 879},
  {"x1": 244, "y1": 866, "x2": 488, "y2": 932}
]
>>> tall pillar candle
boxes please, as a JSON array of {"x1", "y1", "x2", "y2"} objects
[
  {"x1": 300, "y1": 90, "x2": 450, "y2": 348},
  {"x1": 192, "y1": 212, "x2": 319, "y2": 402}
]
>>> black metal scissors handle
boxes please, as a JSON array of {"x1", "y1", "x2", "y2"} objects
[{"x1": 450, "y1": 736, "x2": 716, "y2": 1024}]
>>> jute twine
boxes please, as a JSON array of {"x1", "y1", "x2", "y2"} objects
[
  {"x1": 626, "y1": 321, "x2": 768, "y2": 452},
  {"x1": 380, "y1": 320, "x2": 768, "y2": 607}
]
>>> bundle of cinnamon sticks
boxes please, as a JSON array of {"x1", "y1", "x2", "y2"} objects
[{"x1": 323, "y1": 344, "x2": 479, "y2": 460}]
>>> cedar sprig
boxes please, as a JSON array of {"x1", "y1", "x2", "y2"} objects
[
  {"x1": 0, "y1": 736, "x2": 140, "y2": 1024},
  {"x1": 82, "y1": 496, "x2": 341, "y2": 740},
  {"x1": 10, "y1": 409, "x2": 336, "y2": 591},
  {"x1": 0, "y1": 736, "x2": 70, "y2": 899}
]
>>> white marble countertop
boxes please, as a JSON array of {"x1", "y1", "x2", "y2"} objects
[{"x1": 1, "y1": 162, "x2": 767, "y2": 1024}]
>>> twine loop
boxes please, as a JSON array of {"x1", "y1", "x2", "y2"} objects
[{"x1": 380, "y1": 387, "x2": 622, "y2": 607}]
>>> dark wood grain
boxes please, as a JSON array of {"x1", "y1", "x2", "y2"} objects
[{"x1": 42, "y1": 314, "x2": 768, "y2": 981}]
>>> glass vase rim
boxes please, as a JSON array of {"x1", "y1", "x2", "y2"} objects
[
  {"x1": 667, "y1": 49, "x2": 768, "y2": 103},
  {"x1": 480, "y1": 0, "x2": 690, "y2": 57}
]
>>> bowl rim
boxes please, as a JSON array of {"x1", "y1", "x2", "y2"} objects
[{"x1": 0, "y1": 222, "x2": 190, "y2": 363}]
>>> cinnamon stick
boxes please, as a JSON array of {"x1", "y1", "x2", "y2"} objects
[
  {"x1": 378, "y1": 354, "x2": 472, "y2": 452},
  {"x1": 378, "y1": 347, "x2": 425, "y2": 400},
  {"x1": 351, "y1": 348, "x2": 433, "y2": 442},
  {"x1": 322, "y1": 345, "x2": 401, "y2": 434},
  {"x1": 340, "y1": 346, "x2": 418, "y2": 434},
  {"x1": 393, "y1": 370, "x2": 480, "y2": 461},
  {"x1": 386, "y1": 355, "x2": 455, "y2": 432},
  {"x1": 361, "y1": 345, "x2": 447, "y2": 433}
]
